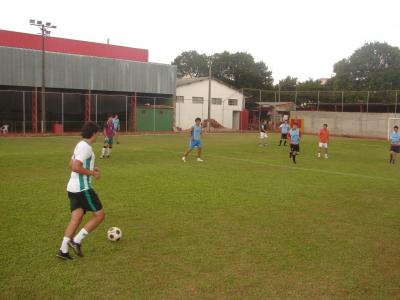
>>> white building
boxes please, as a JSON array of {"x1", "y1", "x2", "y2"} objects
[{"x1": 176, "y1": 77, "x2": 245, "y2": 130}]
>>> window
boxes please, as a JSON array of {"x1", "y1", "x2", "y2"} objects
[
  {"x1": 228, "y1": 99, "x2": 238, "y2": 106},
  {"x1": 211, "y1": 98, "x2": 222, "y2": 105},
  {"x1": 192, "y1": 97, "x2": 204, "y2": 104},
  {"x1": 176, "y1": 96, "x2": 184, "y2": 103}
]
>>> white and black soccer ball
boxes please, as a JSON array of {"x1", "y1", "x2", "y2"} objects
[{"x1": 107, "y1": 227, "x2": 122, "y2": 242}]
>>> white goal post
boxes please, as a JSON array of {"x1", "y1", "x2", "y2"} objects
[{"x1": 387, "y1": 118, "x2": 400, "y2": 140}]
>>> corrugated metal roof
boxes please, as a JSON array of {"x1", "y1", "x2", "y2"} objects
[{"x1": 0, "y1": 46, "x2": 176, "y2": 94}]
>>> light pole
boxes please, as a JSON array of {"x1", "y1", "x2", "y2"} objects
[
  {"x1": 207, "y1": 60, "x2": 212, "y2": 132},
  {"x1": 29, "y1": 19, "x2": 57, "y2": 134}
]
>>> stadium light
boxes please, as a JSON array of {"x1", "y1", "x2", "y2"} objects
[{"x1": 29, "y1": 19, "x2": 57, "y2": 134}]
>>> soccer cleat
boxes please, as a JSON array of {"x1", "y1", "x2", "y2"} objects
[
  {"x1": 56, "y1": 250, "x2": 73, "y2": 260},
  {"x1": 182, "y1": 156, "x2": 186, "y2": 162},
  {"x1": 106, "y1": 155, "x2": 110, "y2": 158},
  {"x1": 197, "y1": 158, "x2": 204, "y2": 162},
  {"x1": 68, "y1": 240, "x2": 84, "y2": 257}
]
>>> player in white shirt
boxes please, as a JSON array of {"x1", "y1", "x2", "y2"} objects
[{"x1": 57, "y1": 122, "x2": 105, "y2": 260}]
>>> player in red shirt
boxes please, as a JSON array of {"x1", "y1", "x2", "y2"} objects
[
  {"x1": 318, "y1": 123, "x2": 329, "y2": 159},
  {"x1": 100, "y1": 116, "x2": 114, "y2": 158}
]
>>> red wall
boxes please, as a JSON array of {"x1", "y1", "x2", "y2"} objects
[{"x1": 0, "y1": 29, "x2": 148, "y2": 62}]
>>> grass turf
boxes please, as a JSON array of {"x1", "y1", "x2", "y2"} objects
[{"x1": 0, "y1": 133, "x2": 399, "y2": 299}]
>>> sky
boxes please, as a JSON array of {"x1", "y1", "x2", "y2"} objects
[{"x1": 1, "y1": 0, "x2": 399, "y2": 82}]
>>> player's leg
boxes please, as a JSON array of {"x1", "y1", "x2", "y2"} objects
[
  {"x1": 392, "y1": 150, "x2": 397, "y2": 164},
  {"x1": 101, "y1": 139, "x2": 108, "y2": 158},
  {"x1": 69, "y1": 190, "x2": 104, "y2": 257},
  {"x1": 106, "y1": 138, "x2": 113, "y2": 157},
  {"x1": 57, "y1": 207, "x2": 84, "y2": 260},
  {"x1": 197, "y1": 147, "x2": 203, "y2": 162},
  {"x1": 324, "y1": 144, "x2": 328, "y2": 158},
  {"x1": 318, "y1": 143, "x2": 321, "y2": 158}
]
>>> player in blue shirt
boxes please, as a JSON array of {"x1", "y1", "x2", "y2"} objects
[
  {"x1": 182, "y1": 118, "x2": 204, "y2": 162},
  {"x1": 389, "y1": 125, "x2": 400, "y2": 164},
  {"x1": 278, "y1": 120, "x2": 290, "y2": 146},
  {"x1": 288, "y1": 123, "x2": 301, "y2": 164},
  {"x1": 112, "y1": 114, "x2": 120, "y2": 144}
]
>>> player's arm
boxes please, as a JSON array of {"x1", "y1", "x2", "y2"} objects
[{"x1": 71, "y1": 159, "x2": 100, "y2": 179}]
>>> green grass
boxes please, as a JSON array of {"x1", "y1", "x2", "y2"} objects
[{"x1": 0, "y1": 133, "x2": 399, "y2": 299}]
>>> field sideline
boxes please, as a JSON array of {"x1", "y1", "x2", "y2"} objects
[{"x1": 0, "y1": 133, "x2": 399, "y2": 299}]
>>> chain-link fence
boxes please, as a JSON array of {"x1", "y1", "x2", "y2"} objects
[{"x1": 0, "y1": 90, "x2": 173, "y2": 134}]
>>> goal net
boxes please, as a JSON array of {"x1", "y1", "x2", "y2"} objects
[{"x1": 387, "y1": 118, "x2": 400, "y2": 140}]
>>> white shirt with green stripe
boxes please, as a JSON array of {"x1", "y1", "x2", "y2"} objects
[{"x1": 67, "y1": 140, "x2": 95, "y2": 193}]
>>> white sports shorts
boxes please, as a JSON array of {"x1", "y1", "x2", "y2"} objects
[
  {"x1": 260, "y1": 132, "x2": 268, "y2": 139},
  {"x1": 319, "y1": 142, "x2": 328, "y2": 148}
]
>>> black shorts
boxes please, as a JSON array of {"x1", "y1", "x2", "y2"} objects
[
  {"x1": 390, "y1": 145, "x2": 400, "y2": 153},
  {"x1": 290, "y1": 144, "x2": 300, "y2": 152},
  {"x1": 281, "y1": 133, "x2": 287, "y2": 139},
  {"x1": 68, "y1": 189, "x2": 103, "y2": 213}
]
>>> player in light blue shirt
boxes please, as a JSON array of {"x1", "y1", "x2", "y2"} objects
[
  {"x1": 389, "y1": 125, "x2": 400, "y2": 164},
  {"x1": 182, "y1": 118, "x2": 204, "y2": 162},
  {"x1": 112, "y1": 114, "x2": 120, "y2": 144},
  {"x1": 279, "y1": 120, "x2": 290, "y2": 146},
  {"x1": 289, "y1": 123, "x2": 301, "y2": 164}
]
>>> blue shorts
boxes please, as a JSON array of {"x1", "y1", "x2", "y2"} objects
[{"x1": 189, "y1": 139, "x2": 202, "y2": 149}]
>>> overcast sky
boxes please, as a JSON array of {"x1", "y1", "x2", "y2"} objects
[{"x1": 1, "y1": 0, "x2": 399, "y2": 82}]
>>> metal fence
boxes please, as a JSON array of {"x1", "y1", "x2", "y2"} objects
[
  {"x1": 243, "y1": 88, "x2": 400, "y2": 114},
  {"x1": 0, "y1": 90, "x2": 173, "y2": 134}
]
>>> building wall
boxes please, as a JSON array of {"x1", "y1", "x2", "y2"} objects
[
  {"x1": 0, "y1": 46, "x2": 176, "y2": 94},
  {"x1": 291, "y1": 111, "x2": 399, "y2": 139},
  {"x1": 136, "y1": 107, "x2": 173, "y2": 131},
  {"x1": 176, "y1": 80, "x2": 244, "y2": 129},
  {"x1": 0, "y1": 29, "x2": 148, "y2": 62}
]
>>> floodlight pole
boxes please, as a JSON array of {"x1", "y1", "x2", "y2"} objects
[
  {"x1": 29, "y1": 19, "x2": 57, "y2": 134},
  {"x1": 41, "y1": 25, "x2": 46, "y2": 134},
  {"x1": 207, "y1": 60, "x2": 212, "y2": 132}
]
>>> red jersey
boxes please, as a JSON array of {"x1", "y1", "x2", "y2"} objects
[
  {"x1": 319, "y1": 128, "x2": 329, "y2": 143},
  {"x1": 104, "y1": 121, "x2": 114, "y2": 137}
]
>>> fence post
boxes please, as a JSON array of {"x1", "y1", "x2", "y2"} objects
[
  {"x1": 294, "y1": 89, "x2": 298, "y2": 106},
  {"x1": 274, "y1": 91, "x2": 277, "y2": 103},
  {"x1": 366, "y1": 91, "x2": 370, "y2": 113},
  {"x1": 125, "y1": 96, "x2": 128, "y2": 133},
  {"x1": 317, "y1": 91, "x2": 320, "y2": 112},
  {"x1": 153, "y1": 97, "x2": 156, "y2": 132},
  {"x1": 61, "y1": 92, "x2": 64, "y2": 135},
  {"x1": 95, "y1": 95, "x2": 98, "y2": 123},
  {"x1": 395, "y1": 90, "x2": 398, "y2": 117},
  {"x1": 341, "y1": 90, "x2": 344, "y2": 112},
  {"x1": 22, "y1": 91, "x2": 26, "y2": 135},
  {"x1": 259, "y1": 89, "x2": 262, "y2": 123}
]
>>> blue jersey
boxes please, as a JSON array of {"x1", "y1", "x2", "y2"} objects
[
  {"x1": 390, "y1": 131, "x2": 400, "y2": 145},
  {"x1": 112, "y1": 118, "x2": 120, "y2": 130},
  {"x1": 289, "y1": 129, "x2": 300, "y2": 145},
  {"x1": 192, "y1": 125, "x2": 202, "y2": 141},
  {"x1": 280, "y1": 123, "x2": 289, "y2": 134}
]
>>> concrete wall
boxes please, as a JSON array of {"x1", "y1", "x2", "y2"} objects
[
  {"x1": 290, "y1": 111, "x2": 400, "y2": 139},
  {"x1": 176, "y1": 80, "x2": 244, "y2": 130}
]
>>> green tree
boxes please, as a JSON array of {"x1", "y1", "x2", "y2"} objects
[
  {"x1": 172, "y1": 50, "x2": 208, "y2": 78},
  {"x1": 277, "y1": 76, "x2": 298, "y2": 91},
  {"x1": 172, "y1": 51, "x2": 274, "y2": 89},
  {"x1": 331, "y1": 42, "x2": 400, "y2": 90}
]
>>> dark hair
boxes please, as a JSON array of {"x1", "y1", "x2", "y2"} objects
[
  {"x1": 195, "y1": 117, "x2": 201, "y2": 122},
  {"x1": 81, "y1": 121, "x2": 99, "y2": 139},
  {"x1": 394, "y1": 125, "x2": 399, "y2": 129},
  {"x1": 323, "y1": 123, "x2": 328, "y2": 127}
]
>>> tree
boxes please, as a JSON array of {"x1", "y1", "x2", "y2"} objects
[
  {"x1": 172, "y1": 51, "x2": 208, "y2": 78},
  {"x1": 277, "y1": 76, "x2": 298, "y2": 91},
  {"x1": 331, "y1": 42, "x2": 400, "y2": 90},
  {"x1": 172, "y1": 51, "x2": 274, "y2": 89}
]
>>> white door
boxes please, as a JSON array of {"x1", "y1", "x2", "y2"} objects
[{"x1": 232, "y1": 111, "x2": 240, "y2": 130}]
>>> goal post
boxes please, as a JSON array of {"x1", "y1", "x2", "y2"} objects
[{"x1": 387, "y1": 118, "x2": 400, "y2": 140}]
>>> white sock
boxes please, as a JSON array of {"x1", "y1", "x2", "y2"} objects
[
  {"x1": 74, "y1": 228, "x2": 89, "y2": 244},
  {"x1": 107, "y1": 148, "x2": 112, "y2": 156},
  {"x1": 318, "y1": 153, "x2": 321, "y2": 157},
  {"x1": 101, "y1": 148, "x2": 106, "y2": 156},
  {"x1": 325, "y1": 153, "x2": 328, "y2": 158},
  {"x1": 60, "y1": 236, "x2": 70, "y2": 253}
]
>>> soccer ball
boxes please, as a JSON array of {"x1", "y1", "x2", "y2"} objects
[{"x1": 107, "y1": 227, "x2": 122, "y2": 242}]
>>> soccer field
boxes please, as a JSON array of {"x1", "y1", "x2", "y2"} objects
[{"x1": 0, "y1": 133, "x2": 399, "y2": 299}]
